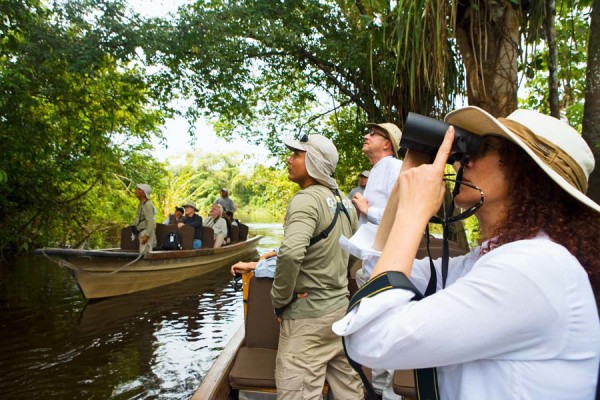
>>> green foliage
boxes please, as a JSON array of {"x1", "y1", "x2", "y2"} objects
[
  {"x1": 155, "y1": 152, "x2": 295, "y2": 222},
  {"x1": 145, "y1": 0, "x2": 462, "y2": 155},
  {"x1": 0, "y1": 0, "x2": 169, "y2": 253},
  {"x1": 156, "y1": 152, "x2": 246, "y2": 219},
  {"x1": 519, "y1": 1, "x2": 591, "y2": 130},
  {"x1": 241, "y1": 164, "x2": 298, "y2": 221},
  {"x1": 1, "y1": 0, "x2": 594, "y2": 254}
]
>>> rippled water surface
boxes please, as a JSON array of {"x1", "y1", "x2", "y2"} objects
[{"x1": 0, "y1": 223, "x2": 282, "y2": 399}]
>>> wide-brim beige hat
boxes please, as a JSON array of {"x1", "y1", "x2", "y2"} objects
[
  {"x1": 445, "y1": 106, "x2": 600, "y2": 213},
  {"x1": 283, "y1": 134, "x2": 339, "y2": 189},
  {"x1": 366, "y1": 122, "x2": 402, "y2": 157},
  {"x1": 182, "y1": 201, "x2": 198, "y2": 211}
]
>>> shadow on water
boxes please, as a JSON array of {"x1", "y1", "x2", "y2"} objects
[
  {"x1": 0, "y1": 256, "x2": 243, "y2": 399},
  {"x1": 0, "y1": 223, "x2": 283, "y2": 399}
]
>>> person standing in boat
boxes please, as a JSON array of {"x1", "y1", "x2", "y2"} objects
[
  {"x1": 216, "y1": 188, "x2": 236, "y2": 213},
  {"x1": 178, "y1": 201, "x2": 203, "y2": 249},
  {"x1": 351, "y1": 122, "x2": 403, "y2": 286},
  {"x1": 345, "y1": 123, "x2": 403, "y2": 400},
  {"x1": 272, "y1": 134, "x2": 364, "y2": 400},
  {"x1": 334, "y1": 107, "x2": 600, "y2": 399},
  {"x1": 347, "y1": 170, "x2": 370, "y2": 200},
  {"x1": 133, "y1": 183, "x2": 156, "y2": 254},
  {"x1": 204, "y1": 203, "x2": 228, "y2": 248}
]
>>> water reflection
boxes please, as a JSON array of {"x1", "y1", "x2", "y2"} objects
[
  {"x1": 249, "y1": 222, "x2": 284, "y2": 252},
  {"x1": 0, "y1": 222, "x2": 283, "y2": 399}
]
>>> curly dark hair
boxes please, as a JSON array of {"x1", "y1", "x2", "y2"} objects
[{"x1": 481, "y1": 139, "x2": 600, "y2": 291}]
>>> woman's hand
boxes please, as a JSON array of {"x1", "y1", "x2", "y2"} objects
[
  {"x1": 396, "y1": 126, "x2": 455, "y2": 220},
  {"x1": 371, "y1": 126, "x2": 455, "y2": 277}
]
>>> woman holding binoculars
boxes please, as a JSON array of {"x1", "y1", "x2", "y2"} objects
[{"x1": 334, "y1": 106, "x2": 599, "y2": 399}]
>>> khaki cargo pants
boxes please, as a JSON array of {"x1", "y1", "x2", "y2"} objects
[{"x1": 275, "y1": 306, "x2": 364, "y2": 400}]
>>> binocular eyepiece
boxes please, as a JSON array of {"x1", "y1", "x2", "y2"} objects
[{"x1": 401, "y1": 112, "x2": 483, "y2": 164}]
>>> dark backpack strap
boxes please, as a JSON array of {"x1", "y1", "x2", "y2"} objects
[{"x1": 309, "y1": 189, "x2": 352, "y2": 247}]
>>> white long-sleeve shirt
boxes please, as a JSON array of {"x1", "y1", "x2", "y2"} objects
[
  {"x1": 359, "y1": 156, "x2": 402, "y2": 225},
  {"x1": 333, "y1": 234, "x2": 600, "y2": 400}
]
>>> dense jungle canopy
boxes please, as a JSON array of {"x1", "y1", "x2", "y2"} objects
[{"x1": 0, "y1": 0, "x2": 598, "y2": 254}]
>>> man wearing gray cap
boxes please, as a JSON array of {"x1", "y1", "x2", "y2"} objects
[
  {"x1": 348, "y1": 170, "x2": 370, "y2": 200},
  {"x1": 133, "y1": 183, "x2": 156, "y2": 254},
  {"x1": 271, "y1": 134, "x2": 363, "y2": 399}
]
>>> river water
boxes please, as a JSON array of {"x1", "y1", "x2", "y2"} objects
[{"x1": 0, "y1": 222, "x2": 283, "y2": 400}]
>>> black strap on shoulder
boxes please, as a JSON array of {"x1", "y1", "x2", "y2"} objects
[
  {"x1": 348, "y1": 271, "x2": 423, "y2": 312},
  {"x1": 343, "y1": 271, "x2": 440, "y2": 400},
  {"x1": 309, "y1": 189, "x2": 351, "y2": 247}
]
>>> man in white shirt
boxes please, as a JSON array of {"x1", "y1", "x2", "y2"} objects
[
  {"x1": 351, "y1": 123, "x2": 402, "y2": 281},
  {"x1": 349, "y1": 122, "x2": 402, "y2": 400}
]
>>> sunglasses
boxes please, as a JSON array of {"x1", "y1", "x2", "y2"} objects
[{"x1": 366, "y1": 128, "x2": 389, "y2": 139}]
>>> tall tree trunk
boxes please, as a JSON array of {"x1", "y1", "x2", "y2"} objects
[
  {"x1": 582, "y1": 0, "x2": 600, "y2": 205},
  {"x1": 582, "y1": 0, "x2": 600, "y2": 349},
  {"x1": 545, "y1": 0, "x2": 560, "y2": 118},
  {"x1": 454, "y1": 1, "x2": 521, "y2": 117}
]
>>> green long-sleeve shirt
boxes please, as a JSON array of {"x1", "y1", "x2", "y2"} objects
[{"x1": 271, "y1": 184, "x2": 358, "y2": 319}]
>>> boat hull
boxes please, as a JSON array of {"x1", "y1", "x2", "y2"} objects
[{"x1": 39, "y1": 236, "x2": 261, "y2": 299}]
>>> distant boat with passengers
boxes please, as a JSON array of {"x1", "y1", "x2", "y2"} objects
[{"x1": 36, "y1": 223, "x2": 261, "y2": 299}]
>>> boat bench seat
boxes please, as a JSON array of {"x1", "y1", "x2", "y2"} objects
[
  {"x1": 155, "y1": 224, "x2": 195, "y2": 250},
  {"x1": 230, "y1": 347, "x2": 278, "y2": 388},
  {"x1": 120, "y1": 226, "x2": 139, "y2": 250},
  {"x1": 230, "y1": 275, "x2": 280, "y2": 390},
  {"x1": 229, "y1": 274, "x2": 329, "y2": 397},
  {"x1": 224, "y1": 223, "x2": 249, "y2": 247},
  {"x1": 121, "y1": 224, "x2": 214, "y2": 250},
  {"x1": 239, "y1": 223, "x2": 249, "y2": 241},
  {"x1": 229, "y1": 224, "x2": 240, "y2": 243},
  {"x1": 202, "y1": 226, "x2": 215, "y2": 248}
]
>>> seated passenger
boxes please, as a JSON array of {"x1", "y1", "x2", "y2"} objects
[
  {"x1": 223, "y1": 210, "x2": 240, "y2": 244},
  {"x1": 226, "y1": 210, "x2": 239, "y2": 226},
  {"x1": 178, "y1": 201, "x2": 203, "y2": 249},
  {"x1": 230, "y1": 249, "x2": 277, "y2": 278},
  {"x1": 162, "y1": 206, "x2": 185, "y2": 225},
  {"x1": 204, "y1": 203, "x2": 228, "y2": 248}
]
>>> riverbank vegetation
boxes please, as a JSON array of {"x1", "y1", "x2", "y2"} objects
[{"x1": 1, "y1": 0, "x2": 597, "y2": 254}]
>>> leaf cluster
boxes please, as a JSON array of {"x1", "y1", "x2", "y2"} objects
[{"x1": 0, "y1": 0, "x2": 169, "y2": 253}]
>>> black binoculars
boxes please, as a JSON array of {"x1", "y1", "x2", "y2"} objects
[{"x1": 401, "y1": 112, "x2": 483, "y2": 164}]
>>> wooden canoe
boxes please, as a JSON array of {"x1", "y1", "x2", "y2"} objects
[{"x1": 37, "y1": 235, "x2": 261, "y2": 299}]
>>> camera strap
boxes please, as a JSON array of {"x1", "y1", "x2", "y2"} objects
[
  {"x1": 343, "y1": 271, "x2": 426, "y2": 400},
  {"x1": 343, "y1": 270, "x2": 441, "y2": 400}
]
